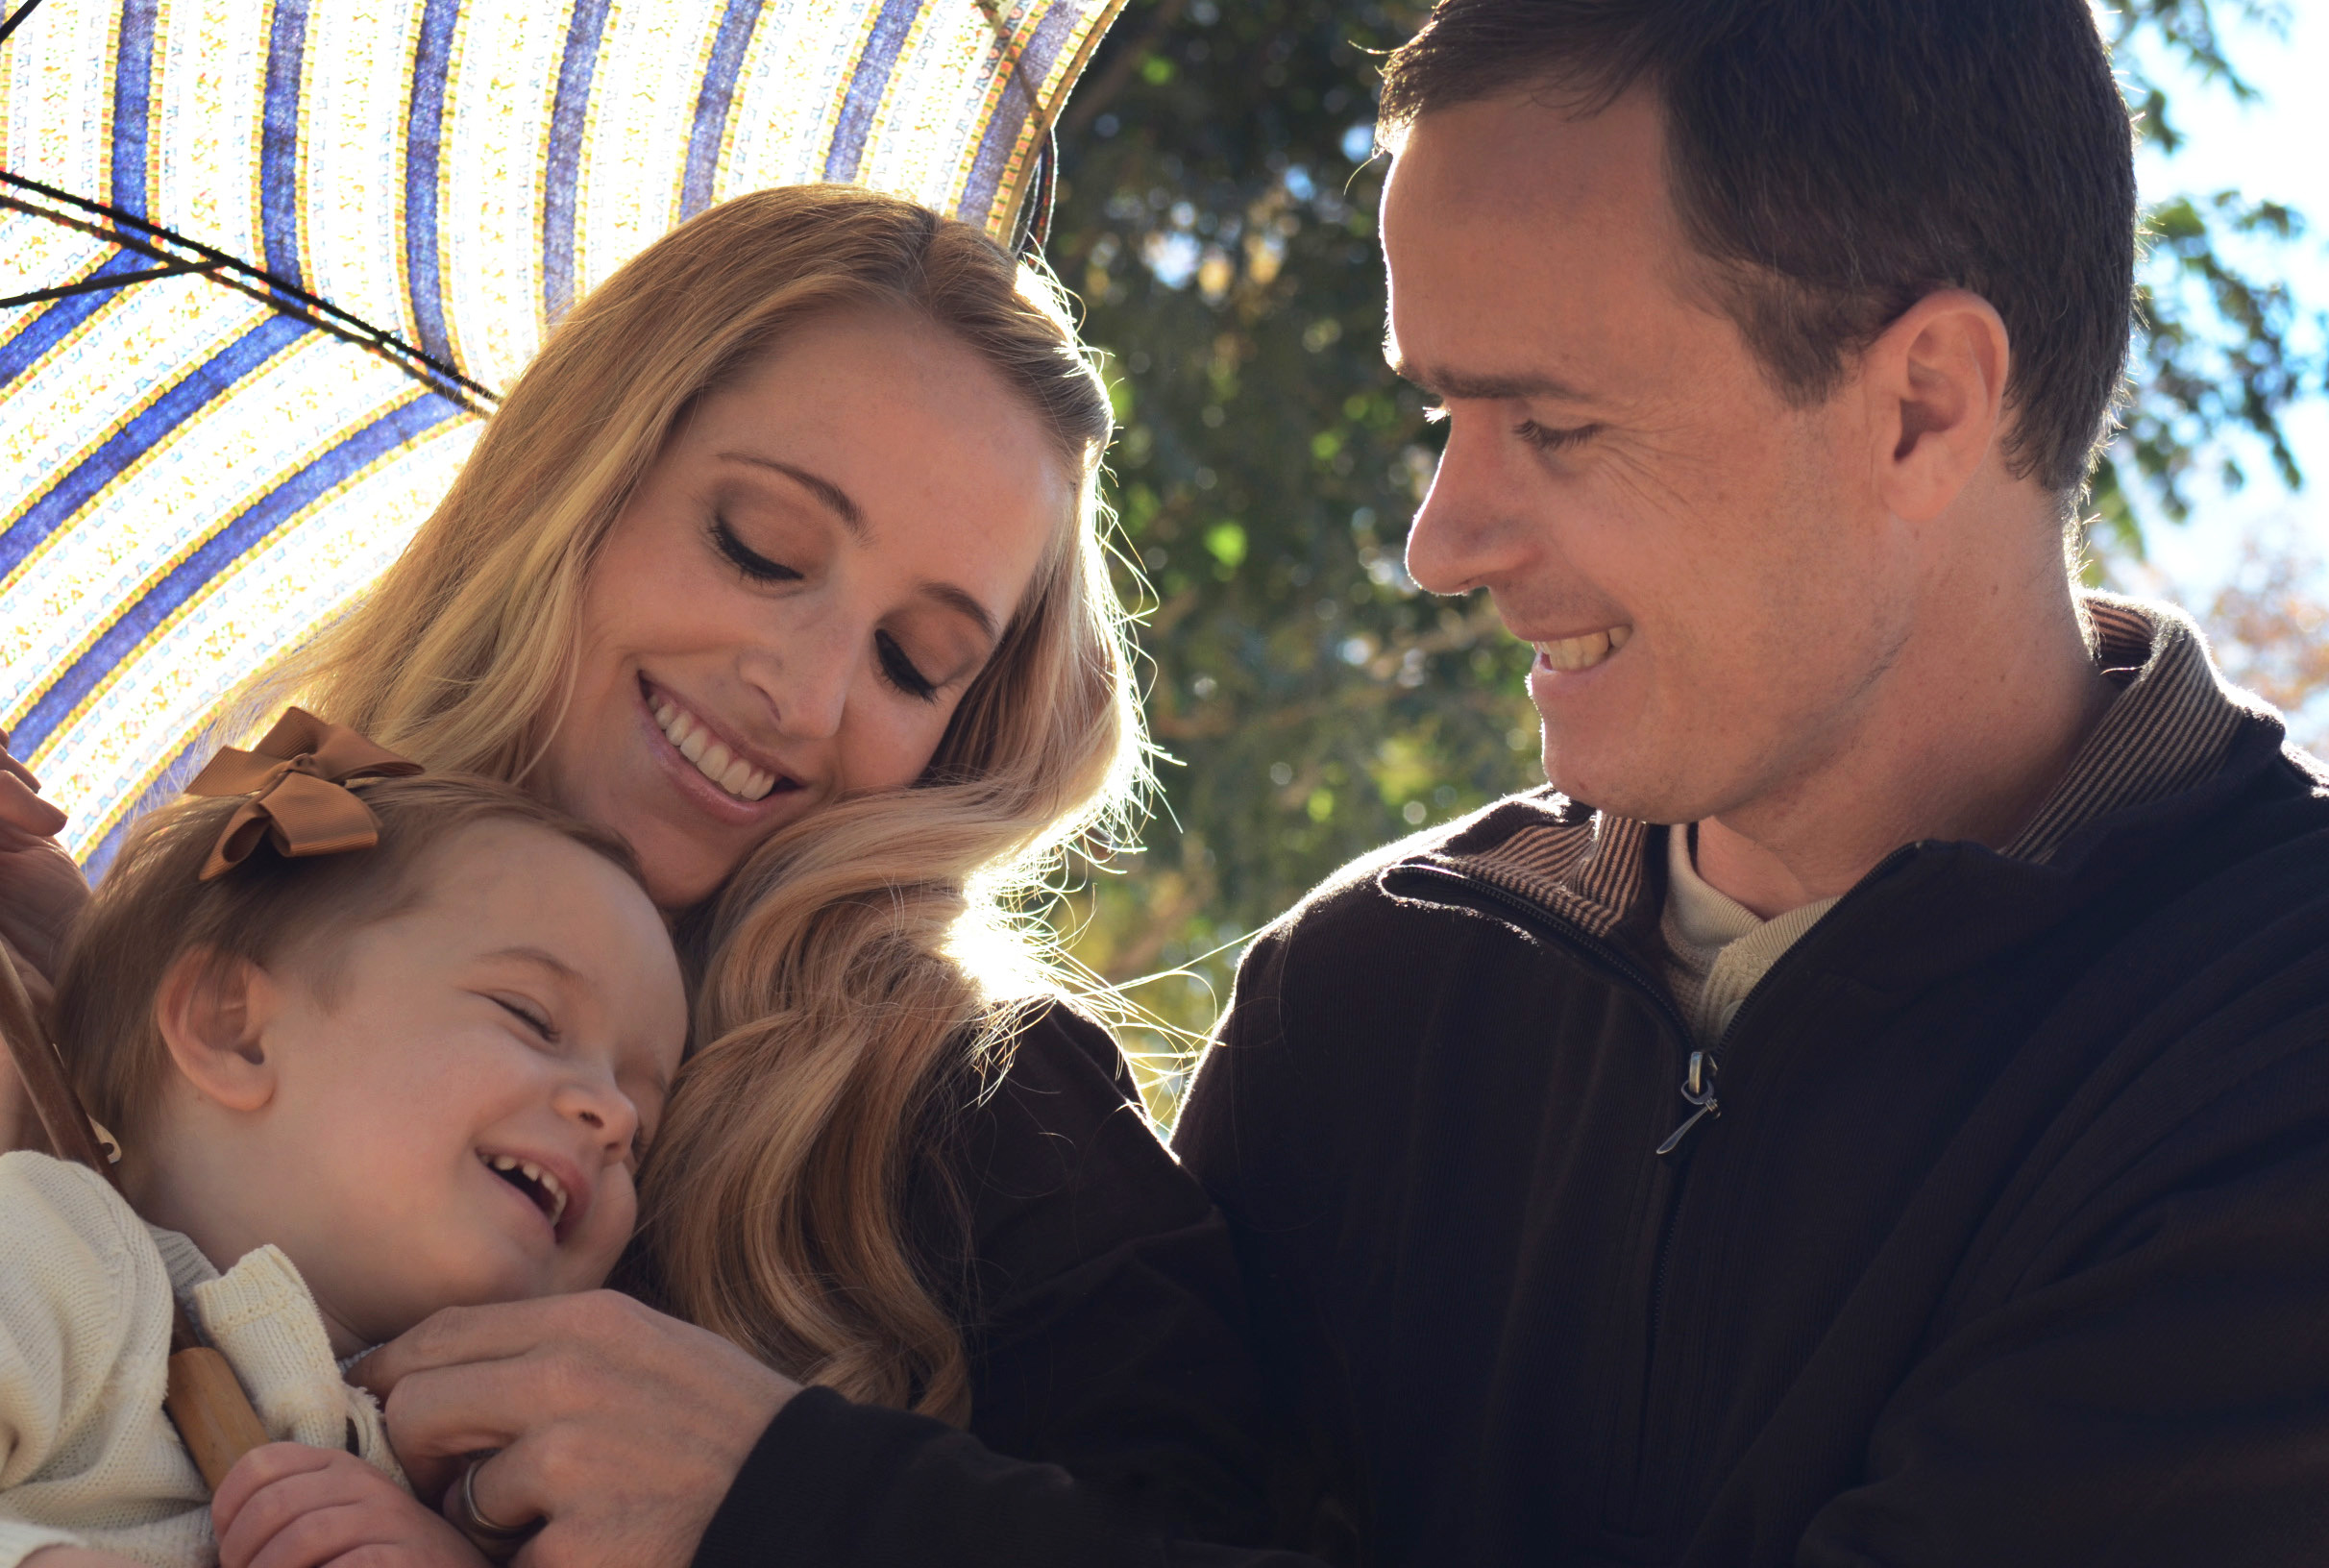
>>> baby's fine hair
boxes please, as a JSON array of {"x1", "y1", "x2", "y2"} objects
[{"x1": 54, "y1": 772, "x2": 645, "y2": 1139}]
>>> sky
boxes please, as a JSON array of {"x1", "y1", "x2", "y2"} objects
[{"x1": 2118, "y1": 1, "x2": 2329, "y2": 595}]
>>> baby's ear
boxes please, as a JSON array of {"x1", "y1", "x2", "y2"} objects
[{"x1": 154, "y1": 947, "x2": 280, "y2": 1113}]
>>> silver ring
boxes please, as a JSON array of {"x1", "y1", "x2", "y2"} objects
[{"x1": 454, "y1": 1453, "x2": 539, "y2": 1562}]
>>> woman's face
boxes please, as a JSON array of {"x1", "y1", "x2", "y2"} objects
[{"x1": 540, "y1": 307, "x2": 1070, "y2": 908}]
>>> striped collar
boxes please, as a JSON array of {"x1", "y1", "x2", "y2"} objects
[{"x1": 1411, "y1": 595, "x2": 2270, "y2": 941}]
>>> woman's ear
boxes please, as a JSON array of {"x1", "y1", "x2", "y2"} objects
[{"x1": 154, "y1": 948, "x2": 281, "y2": 1113}]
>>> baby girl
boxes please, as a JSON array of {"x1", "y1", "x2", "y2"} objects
[{"x1": 0, "y1": 712, "x2": 687, "y2": 1567}]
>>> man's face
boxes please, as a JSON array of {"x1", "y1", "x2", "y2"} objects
[{"x1": 1384, "y1": 89, "x2": 1919, "y2": 825}]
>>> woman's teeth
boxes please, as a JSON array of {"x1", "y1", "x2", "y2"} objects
[
  {"x1": 484, "y1": 1153, "x2": 568, "y2": 1229},
  {"x1": 651, "y1": 698, "x2": 776, "y2": 800},
  {"x1": 1536, "y1": 624, "x2": 1631, "y2": 673}
]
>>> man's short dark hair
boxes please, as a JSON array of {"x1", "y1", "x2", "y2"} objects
[{"x1": 1380, "y1": 0, "x2": 2137, "y2": 499}]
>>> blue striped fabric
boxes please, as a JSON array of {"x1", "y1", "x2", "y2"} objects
[
  {"x1": 403, "y1": 0, "x2": 461, "y2": 370},
  {"x1": 542, "y1": 0, "x2": 614, "y2": 327},
  {"x1": 0, "y1": 0, "x2": 1125, "y2": 869},
  {"x1": 258, "y1": 0, "x2": 311, "y2": 298}
]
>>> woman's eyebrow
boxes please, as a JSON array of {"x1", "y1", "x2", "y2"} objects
[
  {"x1": 715, "y1": 452, "x2": 867, "y2": 541},
  {"x1": 922, "y1": 580, "x2": 1000, "y2": 645}
]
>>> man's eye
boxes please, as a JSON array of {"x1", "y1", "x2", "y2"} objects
[
  {"x1": 1516, "y1": 420, "x2": 1601, "y2": 453},
  {"x1": 876, "y1": 631, "x2": 939, "y2": 702},
  {"x1": 709, "y1": 518, "x2": 800, "y2": 583}
]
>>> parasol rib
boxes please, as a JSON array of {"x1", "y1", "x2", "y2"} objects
[
  {"x1": 0, "y1": 257, "x2": 226, "y2": 310},
  {"x1": 0, "y1": 170, "x2": 498, "y2": 410},
  {"x1": 0, "y1": 0, "x2": 43, "y2": 48}
]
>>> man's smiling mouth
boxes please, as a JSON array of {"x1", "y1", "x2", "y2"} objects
[{"x1": 1535, "y1": 624, "x2": 1632, "y2": 674}]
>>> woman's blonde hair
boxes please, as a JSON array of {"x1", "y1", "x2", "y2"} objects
[{"x1": 276, "y1": 185, "x2": 1138, "y2": 1421}]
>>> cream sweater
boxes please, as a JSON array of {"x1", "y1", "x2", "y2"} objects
[
  {"x1": 0, "y1": 1152, "x2": 403, "y2": 1568},
  {"x1": 1660, "y1": 825, "x2": 1841, "y2": 1044}
]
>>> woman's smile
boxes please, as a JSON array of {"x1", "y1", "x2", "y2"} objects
[{"x1": 637, "y1": 674, "x2": 802, "y2": 817}]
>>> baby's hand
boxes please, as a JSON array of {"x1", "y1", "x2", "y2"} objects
[{"x1": 215, "y1": 1442, "x2": 492, "y2": 1568}]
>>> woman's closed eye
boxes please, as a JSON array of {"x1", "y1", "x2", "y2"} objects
[
  {"x1": 876, "y1": 631, "x2": 939, "y2": 701},
  {"x1": 708, "y1": 517, "x2": 800, "y2": 583}
]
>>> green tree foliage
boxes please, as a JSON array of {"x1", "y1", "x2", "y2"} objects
[
  {"x1": 2093, "y1": 0, "x2": 2327, "y2": 550},
  {"x1": 1042, "y1": 0, "x2": 2326, "y2": 1101}
]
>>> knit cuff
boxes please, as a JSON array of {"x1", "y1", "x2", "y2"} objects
[{"x1": 0, "y1": 1521, "x2": 89, "y2": 1567}]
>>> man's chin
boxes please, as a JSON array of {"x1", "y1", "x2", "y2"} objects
[{"x1": 1538, "y1": 744, "x2": 1707, "y2": 825}]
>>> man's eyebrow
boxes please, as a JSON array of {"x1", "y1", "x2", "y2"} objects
[
  {"x1": 920, "y1": 580, "x2": 1000, "y2": 645},
  {"x1": 482, "y1": 945, "x2": 583, "y2": 982},
  {"x1": 715, "y1": 452, "x2": 868, "y2": 542},
  {"x1": 1387, "y1": 358, "x2": 1597, "y2": 404}
]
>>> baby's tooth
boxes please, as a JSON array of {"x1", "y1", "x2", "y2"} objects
[
  {"x1": 699, "y1": 741, "x2": 733, "y2": 778},
  {"x1": 491, "y1": 1154, "x2": 516, "y2": 1170},
  {"x1": 521, "y1": 1162, "x2": 542, "y2": 1183}
]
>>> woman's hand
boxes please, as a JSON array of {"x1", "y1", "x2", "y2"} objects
[
  {"x1": 214, "y1": 1443, "x2": 491, "y2": 1568},
  {"x1": 352, "y1": 1291, "x2": 797, "y2": 1568}
]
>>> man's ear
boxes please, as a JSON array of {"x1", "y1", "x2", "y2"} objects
[
  {"x1": 1864, "y1": 288, "x2": 2011, "y2": 524},
  {"x1": 154, "y1": 948, "x2": 281, "y2": 1113}
]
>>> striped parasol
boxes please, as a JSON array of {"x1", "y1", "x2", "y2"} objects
[{"x1": 0, "y1": 0, "x2": 1121, "y2": 873}]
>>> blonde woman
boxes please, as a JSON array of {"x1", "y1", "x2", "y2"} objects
[{"x1": 0, "y1": 187, "x2": 1273, "y2": 1566}]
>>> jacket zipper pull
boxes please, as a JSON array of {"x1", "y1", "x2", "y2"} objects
[{"x1": 1655, "y1": 1050, "x2": 1720, "y2": 1157}]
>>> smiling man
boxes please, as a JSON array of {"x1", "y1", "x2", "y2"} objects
[{"x1": 1173, "y1": 1, "x2": 2329, "y2": 1563}]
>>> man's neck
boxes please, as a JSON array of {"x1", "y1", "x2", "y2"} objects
[{"x1": 1694, "y1": 577, "x2": 2118, "y2": 920}]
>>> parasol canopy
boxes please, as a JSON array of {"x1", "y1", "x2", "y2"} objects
[{"x1": 0, "y1": 0, "x2": 1121, "y2": 872}]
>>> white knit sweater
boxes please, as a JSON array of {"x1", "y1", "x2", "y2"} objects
[{"x1": 0, "y1": 1152, "x2": 404, "y2": 1567}]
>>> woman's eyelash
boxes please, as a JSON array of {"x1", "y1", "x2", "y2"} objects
[
  {"x1": 709, "y1": 518, "x2": 799, "y2": 583},
  {"x1": 875, "y1": 631, "x2": 940, "y2": 702},
  {"x1": 1517, "y1": 420, "x2": 1601, "y2": 453}
]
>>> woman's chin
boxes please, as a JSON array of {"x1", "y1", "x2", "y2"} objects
[{"x1": 640, "y1": 852, "x2": 736, "y2": 913}]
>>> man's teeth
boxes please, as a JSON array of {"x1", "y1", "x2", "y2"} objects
[
  {"x1": 486, "y1": 1153, "x2": 568, "y2": 1229},
  {"x1": 650, "y1": 698, "x2": 776, "y2": 800},
  {"x1": 1536, "y1": 625, "x2": 1631, "y2": 673}
]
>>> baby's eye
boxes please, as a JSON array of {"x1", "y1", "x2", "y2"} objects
[{"x1": 492, "y1": 995, "x2": 557, "y2": 1041}]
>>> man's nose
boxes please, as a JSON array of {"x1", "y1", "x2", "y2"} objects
[{"x1": 1404, "y1": 423, "x2": 1536, "y2": 598}]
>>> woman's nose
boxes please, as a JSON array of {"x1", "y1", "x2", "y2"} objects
[{"x1": 742, "y1": 620, "x2": 855, "y2": 743}]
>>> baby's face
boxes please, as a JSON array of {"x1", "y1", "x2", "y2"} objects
[{"x1": 224, "y1": 821, "x2": 687, "y2": 1351}]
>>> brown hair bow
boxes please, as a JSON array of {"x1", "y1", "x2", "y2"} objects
[{"x1": 186, "y1": 708, "x2": 423, "y2": 881}]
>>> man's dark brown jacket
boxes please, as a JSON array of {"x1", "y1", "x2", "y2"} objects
[{"x1": 1175, "y1": 598, "x2": 2329, "y2": 1566}]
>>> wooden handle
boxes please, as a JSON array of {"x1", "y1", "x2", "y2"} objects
[
  {"x1": 167, "y1": 1345, "x2": 271, "y2": 1488},
  {"x1": 0, "y1": 944, "x2": 272, "y2": 1488},
  {"x1": 0, "y1": 945, "x2": 110, "y2": 1175}
]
